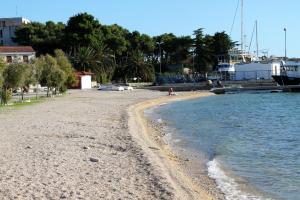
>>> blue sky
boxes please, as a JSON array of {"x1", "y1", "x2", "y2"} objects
[{"x1": 1, "y1": 0, "x2": 299, "y2": 57}]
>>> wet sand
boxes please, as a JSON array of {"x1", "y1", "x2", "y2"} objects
[
  {"x1": 0, "y1": 89, "x2": 221, "y2": 199},
  {"x1": 129, "y1": 91, "x2": 224, "y2": 200}
]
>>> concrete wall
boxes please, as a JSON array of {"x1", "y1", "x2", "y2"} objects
[{"x1": 128, "y1": 82, "x2": 153, "y2": 87}]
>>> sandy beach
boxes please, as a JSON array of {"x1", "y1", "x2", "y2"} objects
[{"x1": 0, "y1": 89, "x2": 221, "y2": 199}]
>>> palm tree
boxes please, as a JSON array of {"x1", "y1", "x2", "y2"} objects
[
  {"x1": 124, "y1": 50, "x2": 155, "y2": 82},
  {"x1": 92, "y1": 41, "x2": 116, "y2": 83},
  {"x1": 73, "y1": 46, "x2": 96, "y2": 71}
]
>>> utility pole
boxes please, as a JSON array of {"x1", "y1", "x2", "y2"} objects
[
  {"x1": 157, "y1": 42, "x2": 163, "y2": 74},
  {"x1": 191, "y1": 47, "x2": 195, "y2": 72}
]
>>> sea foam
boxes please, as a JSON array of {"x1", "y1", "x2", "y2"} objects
[{"x1": 207, "y1": 159, "x2": 267, "y2": 200}]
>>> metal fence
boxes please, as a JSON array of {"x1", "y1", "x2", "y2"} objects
[
  {"x1": 11, "y1": 91, "x2": 48, "y2": 101},
  {"x1": 5, "y1": 90, "x2": 57, "y2": 105},
  {"x1": 155, "y1": 74, "x2": 207, "y2": 85}
]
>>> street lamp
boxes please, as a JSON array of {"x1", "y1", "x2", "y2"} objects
[
  {"x1": 190, "y1": 47, "x2": 196, "y2": 72},
  {"x1": 156, "y1": 42, "x2": 164, "y2": 74},
  {"x1": 284, "y1": 28, "x2": 287, "y2": 60}
]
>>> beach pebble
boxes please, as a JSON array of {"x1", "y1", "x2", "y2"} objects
[
  {"x1": 89, "y1": 157, "x2": 99, "y2": 162},
  {"x1": 83, "y1": 146, "x2": 89, "y2": 150},
  {"x1": 25, "y1": 146, "x2": 32, "y2": 149},
  {"x1": 149, "y1": 146, "x2": 159, "y2": 150}
]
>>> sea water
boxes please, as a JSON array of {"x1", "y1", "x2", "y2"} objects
[{"x1": 148, "y1": 92, "x2": 300, "y2": 200}]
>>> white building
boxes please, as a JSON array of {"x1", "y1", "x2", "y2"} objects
[
  {"x1": 234, "y1": 61, "x2": 281, "y2": 80},
  {"x1": 74, "y1": 72, "x2": 94, "y2": 89},
  {"x1": 0, "y1": 17, "x2": 30, "y2": 46},
  {"x1": 0, "y1": 46, "x2": 36, "y2": 63}
]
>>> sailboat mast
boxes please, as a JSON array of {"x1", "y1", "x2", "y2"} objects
[
  {"x1": 256, "y1": 20, "x2": 259, "y2": 59},
  {"x1": 241, "y1": 0, "x2": 244, "y2": 54}
]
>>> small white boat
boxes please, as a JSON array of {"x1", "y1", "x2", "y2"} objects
[
  {"x1": 124, "y1": 86, "x2": 133, "y2": 91},
  {"x1": 98, "y1": 84, "x2": 125, "y2": 91}
]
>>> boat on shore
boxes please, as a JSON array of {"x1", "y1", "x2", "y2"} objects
[{"x1": 272, "y1": 61, "x2": 300, "y2": 85}]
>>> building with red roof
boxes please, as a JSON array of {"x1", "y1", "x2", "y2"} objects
[
  {"x1": 0, "y1": 46, "x2": 36, "y2": 63},
  {"x1": 73, "y1": 71, "x2": 94, "y2": 89}
]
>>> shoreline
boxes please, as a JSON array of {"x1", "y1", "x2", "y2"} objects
[
  {"x1": 128, "y1": 91, "x2": 224, "y2": 200},
  {"x1": 0, "y1": 89, "x2": 223, "y2": 199}
]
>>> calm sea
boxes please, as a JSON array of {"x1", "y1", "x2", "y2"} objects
[{"x1": 147, "y1": 92, "x2": 300, "y2": 200}]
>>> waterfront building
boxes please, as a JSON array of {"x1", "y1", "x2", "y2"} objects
[
  {"x1": 234, "y1": 61, "x2": 281, "y2": 81},
  {"x1": 0, "y1": 46, "x2": 36, "y2": 63},
  {"x1": 0, "y1": 17, "x2": 30, "y2": 46}
]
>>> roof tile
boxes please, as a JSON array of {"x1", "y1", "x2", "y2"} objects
[{"x1": 0, "y1": 46, "x2": 35, "y2": 53}]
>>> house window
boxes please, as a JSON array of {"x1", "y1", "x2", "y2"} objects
[
  {"x1": 0, "y1": 29, "x2": 2, "y2": 38},
  {"x1": 23, "y1": 55, "x2": 29, "y2": 63},
  {"x1": 0, "y1": 40, "x2": 3, "y2": 46},
  {"x1": 6, "y1": 56, "x2": 12, "y2": 63}
]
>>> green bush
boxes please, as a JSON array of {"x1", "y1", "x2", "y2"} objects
[
  {"x1": 59, "y1": 85, "x2": 67, "y2": 93},
  {"x1": 0, "y1": 90, "x2": 12, "y2": 105}
]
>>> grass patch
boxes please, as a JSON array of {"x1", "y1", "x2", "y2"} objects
[
  {"x1": 0, "y1": 92, "x2": 68, "y2": 112},
  {"x1": 0, "y1": 97, "x2": 48, "y2": 111}
]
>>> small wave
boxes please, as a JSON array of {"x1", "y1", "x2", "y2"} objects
[
  {"x1": 144, "y1": 109, "x2": 154, "y2": 115},
  {"x1": 157, "y1": 118, "x2": 163, "y2": 123},
  {"x1": 207, "y1": 159, "x2": 267, "y2": 200},
  {"x1": 159, "y1": 103, "x2": 168, "y2": 106},
  {"x1": 172, "y1": 138, "x2": 182, "y2": 143}
]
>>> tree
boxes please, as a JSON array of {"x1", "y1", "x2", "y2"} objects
[
  {"x1": 14, "y1": 21, "x2": 65, "y2": 55},
  {"x1": 139, "y1": 34, "x2": 155, "y2": 55},
  {"x1": 127, "y1": 31, "x2": 155, "y2": 54},
  {"x1": 102, "y1": 24, "x2": 129, "y2": 56},
  {"x1": 193, "y1": 28, "x2": 213, "y2": 72},
  {"x1": 54, "y1": 49, "x2": 76, "y2": 90},
  {"x1": 64, "y1": 13, "x2": 102, "y2": 54},
  {"x1": 1, "y1": 63, "x2": 28, "y2": 104},
  {"x1": 36, "y1": 55, "x2": 65, "y2": 96},
  {"x1": 13, "y1": 12, "x2": 236, "y2": 84},
  {"x1": 170, "y1": 36, "x2": 193, "y2": 64},
  {"x1": 2, "y1": 63, "x2": 27, "y2": 90},
  {"x1": 20, "y1": 63, "x2": 36, "y2": 101},
  {"x1": 0, "y1": 58, "x2": 5, "y2": 89},
  {"x1": 154, "y1": 33, "x2": 177, "y2": 65},
  {"x1": 30, "y1": 61, "x2": 42, "y2": 99},
  {"x1": 49, "y1": 68, "x2": 66, "y2": 95},
  {"x1": 0, "y1": 59, "x2": 6, "y2": 105},
  {"x1": 91, "y1": 41, "x2": 116, "y2": 83},
  {"x1": 123, "y1": 50, "x2": 155, "y2": 82},
  {"x1": 211, "y1": 32, "x2": 234, "y2": 55},
  {"x1": 209, "y1": 32, "x2": 235, "y2": 68},
  {"x1": 73, "y1": 46, "x2": 96, "y2": 72}
]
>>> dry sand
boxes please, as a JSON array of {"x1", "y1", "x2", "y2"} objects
[{"x1": 0, "y1": 89, "x2": 221, "y2": 199}]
